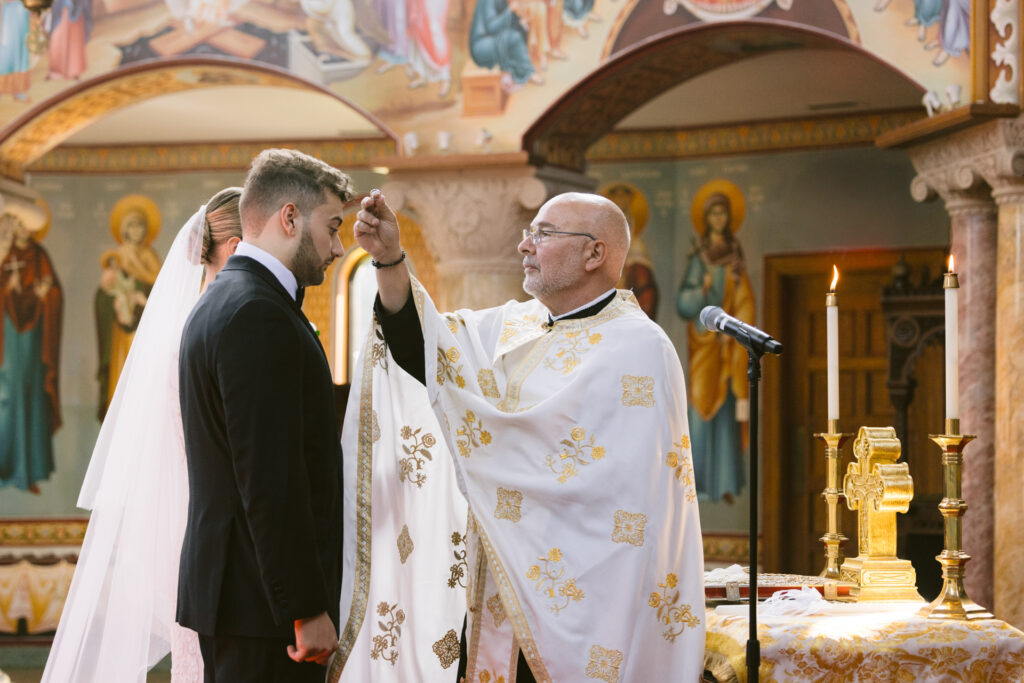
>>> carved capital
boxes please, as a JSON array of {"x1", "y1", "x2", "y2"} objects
[
  {"x1": 907, "y1": 117, "x2": 1024, "y2": 203},
  {"x1": 382, "y1": 166, "x2": 553, "y2": 309}
]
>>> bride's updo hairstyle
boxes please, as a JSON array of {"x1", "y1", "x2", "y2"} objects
[{"x1": 201, "y1": 187, "x2": 243, "y2": 266}]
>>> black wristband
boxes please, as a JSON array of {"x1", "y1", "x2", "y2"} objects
[{"x1": 371, "y1": 250, "x2": 406, "y2": 268}]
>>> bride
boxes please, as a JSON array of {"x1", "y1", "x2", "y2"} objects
[{"x1": 42, "y1": 188, "x2": 243, "y2": 682}]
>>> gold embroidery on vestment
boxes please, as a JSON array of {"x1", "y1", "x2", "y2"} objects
[
  {"x1": 585, "y1": 645, "x2": 623, "y2": 682},
  {"x1": 370, "y1": 601, "x2": 405, "y2": 665},
  {"x1": 432, "y1": 628, "x2": 460, "y2": 669},
  {"x1": 370, "y1": 327, "x2": 388, "y2": 370},
  {"x1": 398, "y1": 425, "x2": 436, "y2": 488},
  {"x1": 477, "y1": 670, "x2": 507, "y2": 683},
  {"x1": 648, "y1": 573, "x2": 700, "y2": 642},
  {"x1": 456, "y1": 410, "x2": 492, "y2": 457},
  {"x1": 494, "y1": 487, "x2": 522, "y2": 522},
  {"x1": 666, "y1": 436, "x2": 696, "y2": 502},
  {"x1": 486, "y1": 592, "x2": 506, "y2": 628},
  {"x1": 546, "y1": 426, "x2": 607, "y2": 483},
  {"x1": 371, "y1": 410, "x2": 381, "y2": 443},
  {"x1": 477, "y1": 368, "x2": 501, "y2": 398},
  {"x1": 612, "y1": 510, "x2": 647, "y2": 547},
  {"x1": 527, "y1": 547, "x2": 584, "y2": 614},
  {"x1": 397, "y1": 524, "x2": 413, "y2": 564},
  {"x1": 437, "y1": 347, "x2": 467, "y2": 389},
  {"x1": 448, "y1": 530, "x2": 468, "y2": 588},
  {"x1": 499, "y1": 314, "x2": 541, "y2": 344},
  {"x1": 544, "y1": 330, "x2": 602, "y2": 375},
  {"x1": 621, "y1": 375, "x2": 655, "y2": 407},
  {"x1": 329, "y1": 320, "x2": 378, "y2": 681}
]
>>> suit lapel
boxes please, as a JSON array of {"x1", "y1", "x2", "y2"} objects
[{"x1": 222, "y1": 256, "x2": 328, "y2": 361}]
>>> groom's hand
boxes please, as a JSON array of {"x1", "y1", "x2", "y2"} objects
[
  {"x1": 354, "y1": 189, "x2": 401, "y2": 263},
  {"x1": 288, "y1": 611, "x2": 337, "y2": 666}
]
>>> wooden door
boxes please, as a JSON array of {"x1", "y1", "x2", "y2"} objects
[{"x1": 762, "y1": 249, "x2": 947, "y2": 583}]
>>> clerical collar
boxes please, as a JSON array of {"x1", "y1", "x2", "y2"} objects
[
  {"x1": 547, "y1": 288, "x2": 617, "y2": 325},
  {"x1": 235, "y1": 242, "x2": 298, "y2": 301}
]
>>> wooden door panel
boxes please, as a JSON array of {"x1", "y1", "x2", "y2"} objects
[{"x1": 763, "y1": 249, "x2": 947, "y2": 579}]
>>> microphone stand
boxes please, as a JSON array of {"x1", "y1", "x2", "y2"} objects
[{"x1": 746, "y1": 348, "x2": 763, "y2": 683}]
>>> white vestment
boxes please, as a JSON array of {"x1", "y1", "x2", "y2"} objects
[{"x1": 333, "y1": 280, "x2": 704, "y2": 682}]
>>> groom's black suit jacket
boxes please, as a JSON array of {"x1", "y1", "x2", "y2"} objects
[{"x1": 177, "y1": 255, "x2": 342, "y2": 639}]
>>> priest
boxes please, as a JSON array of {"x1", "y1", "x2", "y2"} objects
[{"x1": 334, "y1": 191, "x2": 703, "y2": 682}]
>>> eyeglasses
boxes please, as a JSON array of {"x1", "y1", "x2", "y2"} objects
[{"x1": 521, "y1": 225, "x2": 596, "y2": 244}]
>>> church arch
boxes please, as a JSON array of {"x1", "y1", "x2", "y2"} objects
[
  {"x1": 523, "y1": 21, "x2": 925, "y2": 172},
  {"x1": 0, "y1": 57, "x2": 397, "y2": 180}
]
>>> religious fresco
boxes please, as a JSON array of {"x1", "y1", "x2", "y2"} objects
[
  {"x1": 0, "y1": 195, "x2": 63, "y2": 495},
  {"x1": 675, "y1": 179, "x2": 752, "y2": 506},
  {"x1": 0, "y1": 0, "x2": 971, "y2": 155},
  {"x1": 94, "y1": 194, "x2": 162, "y2": 420}
]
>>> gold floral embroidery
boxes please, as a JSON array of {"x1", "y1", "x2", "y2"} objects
[
  {"x1": 546, "y1": 426, "x2": 607, "y2": 483},
  {"x1": 437, "y1": 347, "x2": 467, "y2": 388},
  {"x1": 621, "y1": 375, "x2": 655, "y2": 407},
  {"x1": 666, "y1": 436, "x2": 696, "y2": 503},
  {"x1": 398, "y1": 426, "x2": 436, "y2": 488},
  {"x1": 526, "y1": 548, "x2": 584, "y2": 614},
  {"x1": 448, "y1": 531, "x2": 468, "y2": 588},
  {"x1": 370, "y1": 327, "x2": 388, "y2": 369},
  {"x1": 456, "y1": 410, "x2": 492, "y2": 457},
  {"x1": 544, "y1": 330, "x2": 603, "y2": 374},
  {"x1": 432, "y1": 628, "x2": 460, "y2": 669},
  {"x1": 611, "y1": 510, "x2": 647, "y2": 547},
  {"x1": 370, "y1": 601, "x2": 405, "y2": 665},
  {"x1": 397, "y1": 525, "x2": 413, "y2": 564},
  {"x1": 486, "y1": 592, "x2": 506, "y2": 628},
  {"x1": 495, "y1": 487, "x2": 522, "y2": 522},
  {"x1": 648, "y1": 573, "x2": 700, "y2": 642},
  {"x1": 443, "y1": 313, "x2": 461, "y2": 334},
  {"x1": 478, "y1": 671, "x2": 506, "y2": 683},
  {"x1": 499, "y1": 314, "x2": 540, "y2": 344},
  {"x1": 371, "y1": 410, "x2": 381, "y2": 443},
  {"x1": 477, "y1": 368, "x2": 501, "y2": 398},
  {"x1": 585, "y1": 645, "x2": 623, "y2": 682}
]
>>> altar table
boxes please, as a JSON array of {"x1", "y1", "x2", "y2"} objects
[{"x1": 704, "y1": 600, "x2": 1024, "y2": 682}]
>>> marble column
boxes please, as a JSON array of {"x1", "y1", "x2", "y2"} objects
[
  {"x1": 993, "y1": 181, "x2": 1024, "y2": 628},
  {"x1": 907, "y1": 126, "x2": 1007, "y2": 616},
  {"x1": 382, "y1": 160, "x2": 549, "y2": 311},
  {"x1": 946, "y1": 190, "x2": 998, "y2": 611}
]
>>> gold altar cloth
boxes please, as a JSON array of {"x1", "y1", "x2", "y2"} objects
[{"x1": 704, "y1": 601, "x2": 1024, "y2": 682}]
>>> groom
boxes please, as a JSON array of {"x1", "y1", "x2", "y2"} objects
[{"x1": 178, "y1": 149, "x2": 351, "y2": 681}]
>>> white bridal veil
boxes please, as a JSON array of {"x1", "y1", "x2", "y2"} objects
[{"x1": 42, "y1": 206, "x2": 207, "y2": 682}]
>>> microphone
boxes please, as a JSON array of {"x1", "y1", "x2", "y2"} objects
[{"x1": 699, "y1": 306, "x2": 783, "y2": 355}]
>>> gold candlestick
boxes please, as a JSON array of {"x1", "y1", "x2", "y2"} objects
[
  {"x1": 922, "y1": 418, "x2": 992, "y2": 620},
  {"x1": 815, "y1": 419, "x2": 851, "y2": 580}
]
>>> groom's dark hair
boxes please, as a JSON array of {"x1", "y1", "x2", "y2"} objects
[{"x1": 240, "y1": 149, "x2": 354, "y2": 236}]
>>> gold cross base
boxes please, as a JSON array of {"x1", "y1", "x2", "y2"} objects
[{"x1": 840, "y1": 556, "x2": 923, "y2": 602}]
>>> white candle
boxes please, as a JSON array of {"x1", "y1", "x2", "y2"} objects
[
  {"x1": 827, "y1": 266, "x2": 839, "y2": 421},
  {"x1": 945, "y1": 256, "x2": 959, "y2": 421}
]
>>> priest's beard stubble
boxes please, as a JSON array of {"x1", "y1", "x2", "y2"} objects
[
  {"x1": 291, "y1": 220, "x2": 327, "y2": 287},
  {"x1": 523, "y1": 255, "x2": 581, "y2": 301}
]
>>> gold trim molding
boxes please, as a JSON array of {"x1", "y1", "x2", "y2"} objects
[
  {"x1": 0, "y1": 519, "x2": 88, "y2": 547},
  {"x1": 588, "y1": 111, "x2": 925, "y2": 162},
  {"x1": 27, "y1": 138, "x2": 396, "y2": 175}
]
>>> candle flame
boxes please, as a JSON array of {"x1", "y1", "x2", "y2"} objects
[
  {"x1": 948, "y1": 254, "x2": 955, "y2": 272},
  {"x1": 830, "y1": 265, "x2": 839, "y2": 292}
]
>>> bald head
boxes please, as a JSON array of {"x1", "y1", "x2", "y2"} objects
[
  {"x1": 520, "y1": 192, "x2": 632, "y2": 315},
  {"x1": 543, "y1": 192, "x2": 630, "y2": 282}
]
